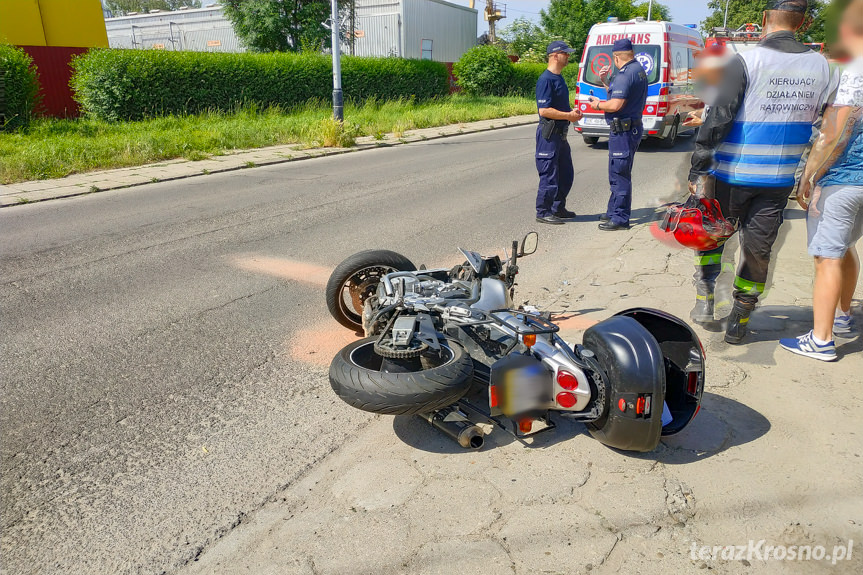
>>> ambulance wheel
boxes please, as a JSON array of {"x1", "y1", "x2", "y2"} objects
[
  {"x1": 659, "y1": 118, "x2": 679, "y2": 149},
  {"x1": 583, "y1": 136, "x2": 599, "y2": 146}
]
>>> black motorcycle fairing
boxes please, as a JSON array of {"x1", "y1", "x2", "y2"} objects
[
  {"x1": 582, "y1": 316, "x2": 666, "y2": 453},
  {"x1": 614, "y1": 308, "x2": 705, "y2": 436}
]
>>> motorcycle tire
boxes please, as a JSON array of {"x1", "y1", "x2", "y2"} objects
[
  {"x1": 326, "y1": 250, "x2": 416, "y2": 331},
  {"x1": 329, "y1": 336, "x2": 473, "y2": 416}
]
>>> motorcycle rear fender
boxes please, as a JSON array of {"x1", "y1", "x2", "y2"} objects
[{"x1": 614, "y1": 308, "x2": 705, "y2": 436}]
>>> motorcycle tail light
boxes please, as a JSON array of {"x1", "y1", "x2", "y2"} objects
[
  {"x1": 556, "y1": 392, "x2": 577, "y2": 408},
  {"x1": 686, "y1": 372, "x2": 699, "y2": 395},
  {"x1": 556, "y1": 370, "x2": 578, "y2": 390},
  {"x1": 489, "y1": 385, "x2": 499, "y2": 408}
]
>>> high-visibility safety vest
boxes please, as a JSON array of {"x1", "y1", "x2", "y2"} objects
[{"x1": 714, "y1": 46, "x2": 831, "y2": 187}]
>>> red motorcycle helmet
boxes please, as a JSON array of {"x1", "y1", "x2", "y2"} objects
[{"x1": 657, "y1": 197, "x2": 736, "y2": 252}]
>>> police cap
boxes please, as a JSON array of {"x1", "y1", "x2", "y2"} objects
[
  {"x1": 547, "y1": 41, "x2": 576, "y2": 55},
  {"x1": 612, "y1": 38, "x2": 634, "y2": 52}
]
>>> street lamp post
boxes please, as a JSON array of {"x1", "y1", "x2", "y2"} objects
[
  {"x1": 724, "y1": 0, "x2": 731, "y2": 28},
  {"x1": 331, "y1": 0, "x2": 344, "y2": 122},
  {"x1": 648, "y1": 0, "x2": 653, "y2": 20}
]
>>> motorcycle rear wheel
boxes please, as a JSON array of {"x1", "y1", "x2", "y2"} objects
[
  {"x1": 325, "y1": 250, "x2": 416, "y2": 331},
  {"x1": 329, "y1": 336, "x2": 473, "y2": 415}
]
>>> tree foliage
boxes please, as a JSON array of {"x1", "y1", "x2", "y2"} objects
[
  {"x1": 540, "y1": 0, "x2": 671, "y2": 58},
  {"x1": 104, "y1": 0, "x2": 201, "y2": 15},
  {"x1": 453, "y1": 45, "x2": 514, "y2": 96},
  {"x1": 500, "y1": 17, "x2": 560, "y2": 62},
  {"x1": 0, "y1": 44, "x2": 41, "y2": 131},
  {"x1": 222, "y1": 0, "x2": 331, "y2": 53},
  {"x1": 702, "y1": 0, "x2": 828, "y2": 43}
]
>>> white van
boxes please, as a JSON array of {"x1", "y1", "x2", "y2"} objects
[{"x1": 573, "y1": 18, "x2": 705, "y2": 148}]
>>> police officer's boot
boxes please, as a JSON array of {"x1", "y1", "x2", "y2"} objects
[
  {"x1": 690, "y1": 282, "x2": 715, "y2": 325},
  {"x1": 724, "y1": 301, "x2": 755, "y2": 345}
]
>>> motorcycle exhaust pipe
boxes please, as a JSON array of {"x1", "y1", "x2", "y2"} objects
[{"x1": 421, "y1": 408, "x2": 484, "y2": 450}]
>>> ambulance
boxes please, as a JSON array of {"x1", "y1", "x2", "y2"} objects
[{"x1": 573, "y1": 18, "x2": 705, "y2": 147}]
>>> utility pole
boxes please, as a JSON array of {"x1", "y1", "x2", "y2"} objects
[
  {"x1": 648, "y1": 0, "x2": 653, "y2": 20},
  {"x1": 485, "y1": 0, "x2": 505, "y2": 44},
  {"x1": 724, "y1": 0, "x2": 731, "y2": 28},
  {"x1": 349, "y1": 0, "x2": 356, "y2": 56},
  {"x1": 331, "y1": 0, "x2": 344, "y2": 121}
]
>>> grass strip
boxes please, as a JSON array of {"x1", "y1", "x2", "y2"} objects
[{"x1": 0, "y1": 95, "x2": 535, "y2": 184}]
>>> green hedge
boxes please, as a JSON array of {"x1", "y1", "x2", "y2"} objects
[
  {"x1": 0, "y1": 45, "x2": 40, "y2": 131},
  {"x1": 71, "y1": 49, "x2": 449, "y2": 121},
  {"x1": 452, "y1": 45, "x2": 514, "y2": 97},
  {"x1": 454, "y1": 47, "x2": 580, "y2": 99},
  {"x1": 511, "y1": 62, "x2": 547, "y2": 97},
  {"x1": 562, "y1": 65, "x2": 579, "y2": 89}
]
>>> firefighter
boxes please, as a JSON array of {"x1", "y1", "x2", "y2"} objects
[
  {"x1": 535, "y1": 41, "x2": 583, "y2": 225},
  {"x1": 688, "y1": 0, "x2": 834, "y2": 344}
]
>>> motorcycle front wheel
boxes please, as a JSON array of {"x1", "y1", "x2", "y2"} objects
[
  {"x1": 325, "y1": 250, "x2": 416, "y2": 331},
  {"x1": 329, "y1": 336, "x2": 473, "y2": 415}
]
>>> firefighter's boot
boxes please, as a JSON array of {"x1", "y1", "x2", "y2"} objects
[
  {"x1": 690, "y1": 282, "x2": 716, "y2": 324},
  {"x1": 724, "y1": 301, "x2": 755, "y2": 345}
]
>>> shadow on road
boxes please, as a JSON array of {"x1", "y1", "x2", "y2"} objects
[{"x1": 392, "y1": 391, "x2": 769, "y2": 462}]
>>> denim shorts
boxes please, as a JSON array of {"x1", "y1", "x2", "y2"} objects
[{"x1": 807, "y1": 184, "x2": 863, "y2": 259}]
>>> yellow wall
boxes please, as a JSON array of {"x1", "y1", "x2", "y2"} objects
[
  {"x1": 0, "y1": 0, "x2": 47, "y2": 46},
  {"x1": 0, "y1": 0, "x2": 108, "y2": 47}
]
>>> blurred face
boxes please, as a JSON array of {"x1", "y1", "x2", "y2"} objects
[
  {"x1": 838, "y1": 21, "x2": 863, "y2": 55},
  {"x1": 550, "y1": 51, "x2": 571, "y2": 66}
]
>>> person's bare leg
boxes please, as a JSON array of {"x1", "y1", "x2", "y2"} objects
[
  {"x1": 839, "y1": 248, "x2": 860, "y2": 314},
  {"x1": 813, "y1": 256, "x2": 844, "y2": 342}
]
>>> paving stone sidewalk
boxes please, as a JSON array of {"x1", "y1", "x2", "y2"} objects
[{"x1": 0, "y1": 115, "x2": 536, "y2": 207}]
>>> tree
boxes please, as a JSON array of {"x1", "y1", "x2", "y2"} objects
[
  {"x1": 540, "y1": 0, "x2": 671, "y2": 58},
  {"x1": 631, "y1": 1, "x2": 671, "y2": 21},
  {"x1": 222, "y1": 0, "x2": 331, "y2": 53},
  {"x1": 702, "y1": 0, "x2": 828, "y2": 43},
  {"x1": 500, "y1": 17, "x2": 560, "y2": 62},
  {"x1": 104, "y1": 0, "x2": 201, "y2": 15}
]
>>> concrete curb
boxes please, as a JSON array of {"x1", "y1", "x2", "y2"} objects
[{"x1": 0, "y1": 114, "x2": 537, "y2": 208}]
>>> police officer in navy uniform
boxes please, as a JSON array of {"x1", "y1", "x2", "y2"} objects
[
  {"x1": 535, "y1": 40, "x2": 583, "y2": 225},
  {"x1": 588, "y1": 38, "x2": 649, "y2": 231}
]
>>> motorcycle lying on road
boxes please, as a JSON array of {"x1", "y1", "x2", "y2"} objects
[{"x1": 325, "y1": 233, "x2": 705, "y2": 452}]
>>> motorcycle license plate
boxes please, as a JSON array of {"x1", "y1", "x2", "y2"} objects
[{"x1": 489, "y1": 355, "x2": 552, "y2": 417}]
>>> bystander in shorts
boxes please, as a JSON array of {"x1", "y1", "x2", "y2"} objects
[{"x1": 807, "y1": 184, "x2": 863, "y2": 259}]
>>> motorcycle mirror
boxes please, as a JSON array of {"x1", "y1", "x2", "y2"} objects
[{"x1": 520, "y1": 232, "x2": 538, "y2": 256}]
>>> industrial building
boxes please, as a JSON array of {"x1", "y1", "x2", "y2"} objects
[
  {"x1": 105, "y1": 5, "x2": 243, "y2": 52},
  {"x1": 349, "y1": 0, "x2": 477, "y2": 61},
  {"x1": 104, "y1": 0, "x2": 478, "y2": 61}
]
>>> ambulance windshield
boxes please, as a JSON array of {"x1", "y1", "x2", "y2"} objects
[{"x1": 583, "y1": 45, "x2": 661, "y2": 86}]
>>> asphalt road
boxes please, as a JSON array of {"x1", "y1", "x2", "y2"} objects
[{"x1": 0, "y1": 125, "x2": 695, "y2": 575}]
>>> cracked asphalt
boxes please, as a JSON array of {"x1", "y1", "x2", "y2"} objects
[{"x1": 2, "y1": 125, "x2": 862, "y2": 575}]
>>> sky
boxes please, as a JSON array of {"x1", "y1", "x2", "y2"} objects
[{"x1": 453, "y1": 0, "x2": 714, "y2": 35}]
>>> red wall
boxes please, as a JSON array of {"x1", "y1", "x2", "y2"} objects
[{"x1": 19, "y1": 46, "x2": 89, "y2": 118}]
